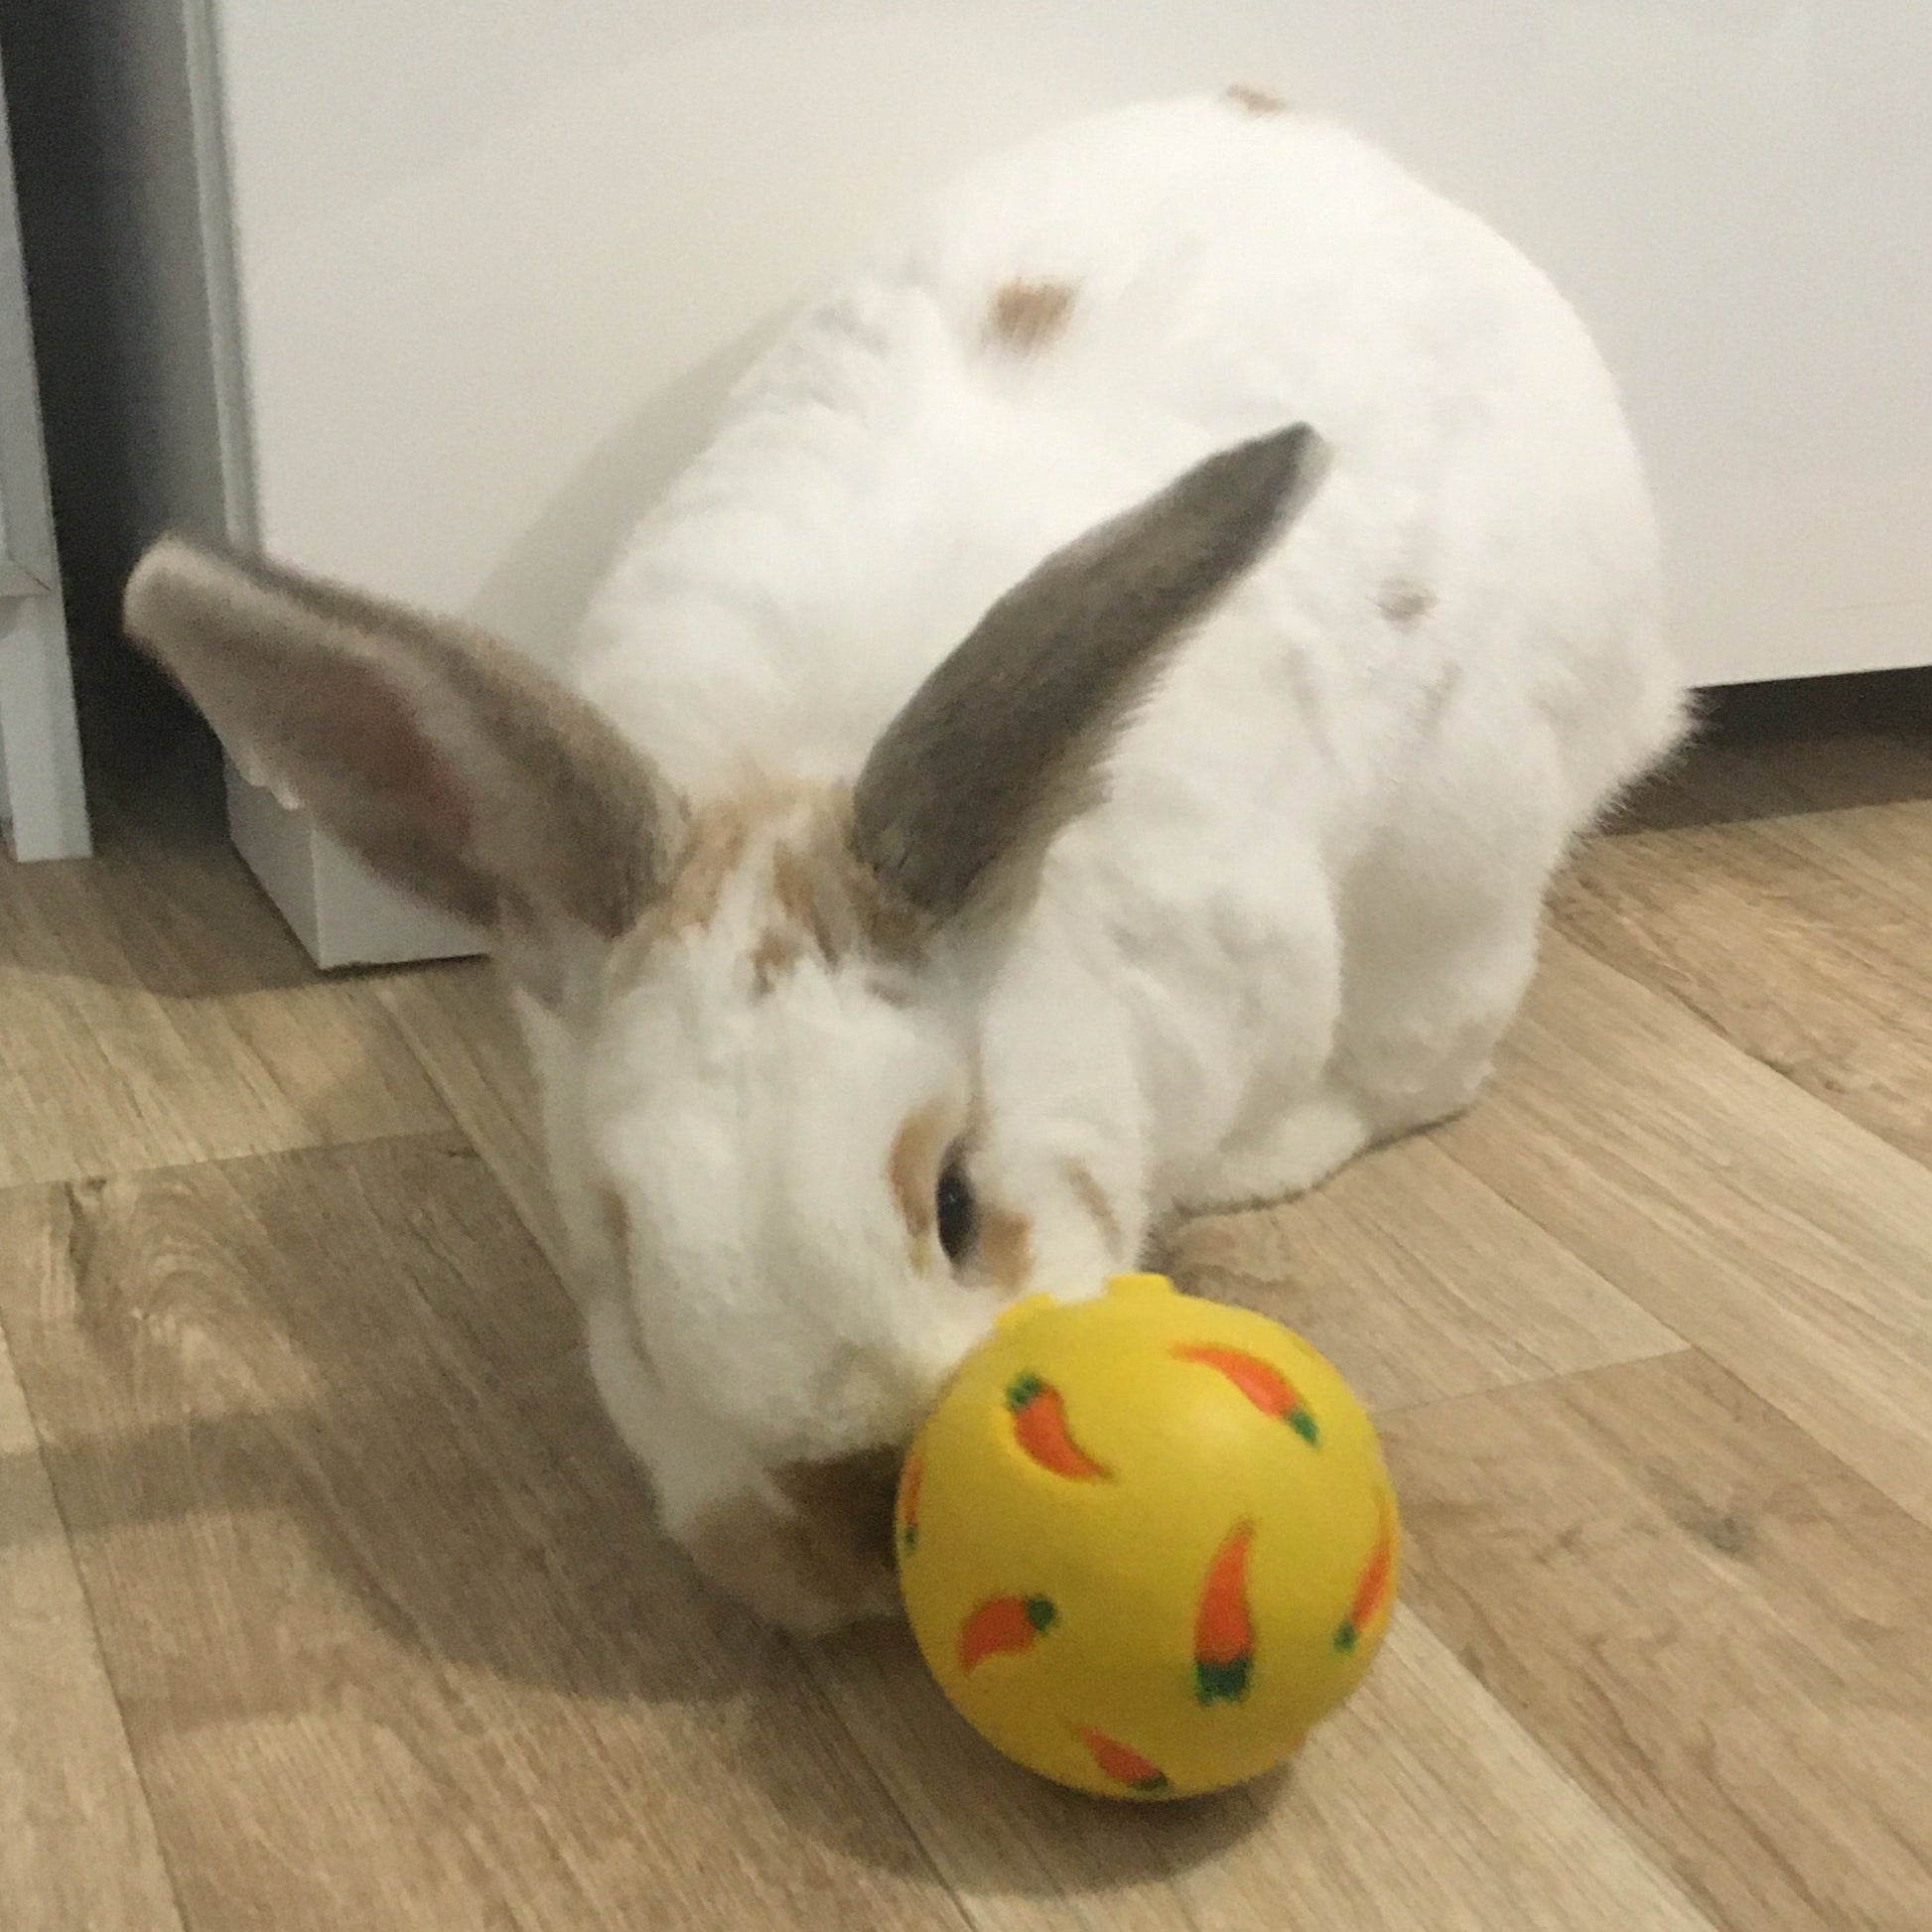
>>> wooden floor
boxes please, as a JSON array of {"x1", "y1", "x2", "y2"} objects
[{"x1": 4, "y1": 688, "x2": 1932, "y2": 1931}]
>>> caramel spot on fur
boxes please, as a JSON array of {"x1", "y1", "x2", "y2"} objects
[
  {"x1": 770, "y1": 799, "x2": 929, "y2": 969},
  {"x1": 1063, "y1": 1159, "x2": 1124, "y2": 1261},
  {"x1": 1225, "y1": 83, "x2": 1290, "y2": 116},
  {"x1": 986, "y1": 278, "x2": 1076, "y2": 353},
  {"x1": 1379, "y1": 582, "x2": 1437, "y2": 625},
  {"x1": 975, "y1": 1200, "x2": 1035, "y2": 1293},
  {"x1": 610, "y1": 779, "x2": 927, "y2": 995},
  {"x1": 889, "y1": 1101, "x2": 953, "y2": 1247},
  {"x1": 658, "y1": 802, "x2": 750, "y2": 940},
  {"x1": 771, "y1": 839, "x2": 841, "y2": 961}
]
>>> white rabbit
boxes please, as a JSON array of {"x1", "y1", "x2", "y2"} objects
[{"x1": 123, "y1": 90, "x2": 1685, "y2": 1631}]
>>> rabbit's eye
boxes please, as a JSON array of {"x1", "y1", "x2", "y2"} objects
[{"x1": 935, "y1": 1156, "x2": 978, "y2": 1265}]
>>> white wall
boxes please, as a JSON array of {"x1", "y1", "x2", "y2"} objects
[{"x1": 207, "y1": 0, "x2": 1932, "y2": 686}]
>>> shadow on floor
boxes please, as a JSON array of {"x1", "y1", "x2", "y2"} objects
[
  {"x1": 1605, "y1": 667, "x2": 1932, "y2": 835},
  {"x1": 1, "y1": 1125, "x2": 1268, "y2": 1896}
]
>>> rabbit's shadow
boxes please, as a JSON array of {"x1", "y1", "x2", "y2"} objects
[
  {"x1": 467, "y1": 316, "x2": 788, "y2": 659},
  {"x1": 10, "y1": 1120, "x2": 1267, "y2": 1896},
  {"x1": 805, "y1": 1617, "x2": 1282, "y2": 1898}
]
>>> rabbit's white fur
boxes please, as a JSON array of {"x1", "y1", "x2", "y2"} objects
[
  {"x1": 527, "y1": 94, "x2": 1683, "y2": 1625},
  {"x1": 122, "y1": 91, "x2": 1685, "y2": 1633}
]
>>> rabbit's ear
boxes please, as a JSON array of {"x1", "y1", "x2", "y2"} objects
[
  {"x1": 123, "y1": 538, "x2": 682, "y2": 983},
  {"x1": 851, "y1": 425, "x2": 1327, "y2": 927}
]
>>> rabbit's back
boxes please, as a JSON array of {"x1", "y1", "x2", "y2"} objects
[
  {"x1": 575, "y1": 93, "x2": 1681, "y2": 1218},
  {"x1": 579, "y1": 92, "x2": 1673, "y2": 831}
]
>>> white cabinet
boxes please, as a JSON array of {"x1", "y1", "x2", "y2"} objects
[
  {"x1": 104, "y1": 1, "x2": 1931, "y2": 964},
  {"x1": 0, "y1": 51, "x2": 88, "y2": 864}
]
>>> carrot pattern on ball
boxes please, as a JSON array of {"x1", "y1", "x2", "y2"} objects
[
  {"x1": 1006, "y1": 1373, "x2": 1109, "y2": 1478},
  {"x1": 897, "y1": 1453, "x2": 922, "y2": 1556},
  {"x1": 1077, "y1": 1725, "x2": 1169, "y2": 1794},
  {"x1": 958, "y1": 1593, "x2": 1057, "y2": 1671},
  {"x1": 1193, "y1": 1521, "x2": 1256, "y2": 1703},
  {"x1": 1172, "y1": 1342, "x2": 1319, "y2": 1444},
  {"x1": 1335, "y1": 1492, "x2": 1398, "y2": 1653}
]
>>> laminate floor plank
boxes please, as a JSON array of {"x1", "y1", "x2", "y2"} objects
[
  {"x1": 7, "y1": 720, "x2": 1929, "y2": 1930},
  {"x1": 1440, "y1": 934, "x2": 1932, "y2": 1532},
  {"x1": 1557, "y1": 777, "x2": 1932, "y2": 1172},
  {"x1": 0, "y1": 1143, "x2": 966, "y2": 1932},
  {"x1": 0, "y1": 829, "x2": 450, "y2": 1189},
  {"x1": 376, "y1": 962, "x2": 562, "y2": 1278},
  {"x1": 811, "y1": 1609, "x2": 1718, "y2": 1932},
  {"x1": 1168, "y1": 1137, "x2": 1684, "y2": 1416},
  {"x1": 0, "y1": 1306, "x2": 186, "y2": 1932},
  {"x1": 1383, "y1": 1351, "x2": 1932, "y2": 1931}
]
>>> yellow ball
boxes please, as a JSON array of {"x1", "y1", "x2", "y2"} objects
[{"x1": 896, "y1": 1274, "x2": 1399, "y2": 1800}]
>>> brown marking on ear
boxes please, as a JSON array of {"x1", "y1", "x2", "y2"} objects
[
  {"x1": 986, "y1": 278, "x2": 1077, "y2": 353},
  {"x1": 769, "y1": 838, "x2": 814, "y2": 926},
  {"x1": 1225, "y1": 83, "x2": 1290, "y2": 115},
  {"x1": 1378, "y1": 582, "x2": 1437, "y2": 625},
  {"x1": 610, "y1": 799, "x2": 754, "y2": 985},
  {"x1": 768, "y1": 793, "x2": 928, "y2": 968},
  {"x1": 974, "y1": 1199, "x2": 1035, "y2": 1293},
  {"x1": 845, "y1": 852, "x2": 931, "y2": 963},
  {"x1": 1063, "y1": 1159, "x2": 1125, "y2": 1260},
  {"x1": 889, "y1": 1100, "x2": 952, "y2": 1247}
]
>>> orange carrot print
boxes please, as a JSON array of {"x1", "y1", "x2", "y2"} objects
[
  {"x1": 1173, "y1": 1342, "x2": 1318, "y2": 1444},
  {"x1": 958, "y1": 1593, "x2": 1056, "y2": 1671},
  {"x1": 1335, "y1": 1495, "x2": 1398, "y2": 1653},
  {"x1": 1193, "y1": 1522, "x2": 1256, "y2": 1703},
  {"x1": 897, "y1": 1453, "x2": 922, "y2": 1556},
  {"x1": 1077, "y1": 1726, "x2": 1169, "y2": 1794},
  {"x1": 1006, "y1": 1373, "x2": 1108, "y2": 1479}
]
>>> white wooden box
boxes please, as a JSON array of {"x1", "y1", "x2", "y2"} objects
[{"x1": 99, "y1": 1, "x2": 1932, "y2": 965}]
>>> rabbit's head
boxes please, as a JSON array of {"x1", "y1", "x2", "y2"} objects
[{"x1": 123, "y1": 426, "x2": 1326, "y2": 1630}]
